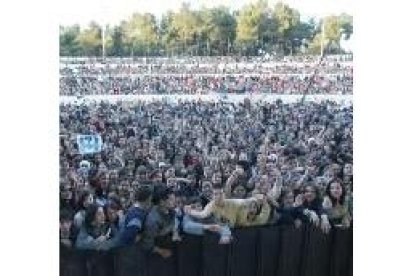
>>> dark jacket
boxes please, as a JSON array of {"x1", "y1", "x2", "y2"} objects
[{"x1": 142, "y1": 206, "x2": 175, "y2": 252}]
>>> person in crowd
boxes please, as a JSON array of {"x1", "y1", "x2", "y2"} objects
[
  {"x1": 184, "y1": 185, "x2": 258, "y2": 228},
  {"x1": 273, "y1": 187, "x2": 303, "y2": 227},
  {"x1": 322, "y1": 179, "x2": 351, "y2": 228},
  {"x1": 181, "y1": 198, "x2": 232, "y2": 244},
  {"x1": 119, "y1": 184, "x2": 153, "y2": 246},
  {"x1": 142, "y1": 185, "x2": 176, "y2": 259},
  {"x1": 299, "y1": 184, "x2": 331, "y2": 233},
  {"x1": 73, "y1": 190, "x2": 94, "y2": 229},
  {"x1": 59, "y1": 98, "x2": 353, "y2": 249},
  {"x1": 75, "y1": 203, "x2": 116, "y2": 251},
  {"x1": 60, "y1": 209, "x2": 77, "y2": 249}
]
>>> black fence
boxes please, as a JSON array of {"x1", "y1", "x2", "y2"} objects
[{"x1": 60, "y1": 225, "x2": 352, "y2": 276}]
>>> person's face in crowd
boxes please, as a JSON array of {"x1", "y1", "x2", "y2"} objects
[
  {"x1": 232, "y1": 185, "x2": 247, "y2": 199},
  {"x1": 109, "y1": 170, "x2": 118, "y2": 182},
  {"x1": 257, "y1": 175, "x2": 271, "y2": 194},
  {"x1": 95, "y1": 154, "x2": 102, "y2": 164},
  {"x1": 224, "y1": 167, "x2": 232, "y2": 179},
  {"x1": 307, "y1": 165, "x2": 318, "y2": 177},
  {"x1": 343, "y1": 163, "x2": 353, "y2": 176},
  {"x1": 84, "y1": 194, "x2": 94, "y2": 208},
  {"x1": 315, "y1": 177, "x2": 327, "y2": 190},
  {"x1": 119, "y1": 180, "x2": 129, "y2": 193},
  {"x1": 303, "y1": 186, "x2": 317, "y2": 202},
  {"x1": 160, "y1": 193, "x2": 176, "y2": 211},
  {"x1": 120, "y1": 197, "x2": 128, "y2": 210},
  {"x1": 119, "y1": 137, "x2": 126, "y2": 147},
  {"x1": 175, "y1": 196, "x2": 185, "y2": 209},
  {"x1": 324, "y1": 169, "x2": 335, "y2": 182},
  {"x1": 282, "y1": 191, "x2": 295, "y2": 207},
  {"x1": 152, "y1": 171, "x2": 163, "y2": 182},
  {"x1": 164, "y1": 167, "x2": 174, "y2": 179},
  {"x1": 332, "y1": 164, "x2": 341, "y2": 176},
  {"x1": 106, "y1": 206, "x2": 118, "y2": 223},
  {"x1": 201, "y1": 181, "x2": 213, "y2": 200},
  {"x1": 60, "y1": 184, "x2": 72, "y2": 201},
  {"x1": 60, "y1": 219, "x2": 72, "y2": 239},
  {"x1": 212, "y1": 188, "x2": 225, "y2": 204},
  {"x1": 329, "y1": 181, "x2": 343, "y2": 201},
  {"x1": 94, "y1": 207, "x2": 106, "y2": 225},
  {"x1": 100, "y1": 173, "x2": 110, "y2": 190},
  {"x1": 192, "y1": 202, "x2": 203, "y2": 211},
  {"x1": 131, "y1": 180, "x2": 140, "y2": 190}
]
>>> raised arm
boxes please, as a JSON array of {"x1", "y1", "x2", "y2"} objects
[{"x1": 184, "y1": 201, "x2": 215, "y2": 220}]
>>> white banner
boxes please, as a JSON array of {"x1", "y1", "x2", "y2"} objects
[{"x1": 76, "y1": 134, "x2": 103, "y2": 155}]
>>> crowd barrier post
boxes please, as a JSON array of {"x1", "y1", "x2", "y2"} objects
[
  {"x1": 276, "y1": 225, "x2": 306, "y2": 276},
  {"x1": 228, "y1": 227, "x2": 259, "y2": 276},
  {"x1": 300, "y1": 225, "x2": 333, "y2": 276},
  {"x1": 60, "y1": 225, "x2": 353, "y2": 276}
]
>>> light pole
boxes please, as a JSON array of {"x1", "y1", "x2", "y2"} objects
[
  {"x1": 101, "y1": 25, "x2": 105, "y2": 59},
  {"x1": 320, "y1": 18, "x2": 325, "y2": 57}
]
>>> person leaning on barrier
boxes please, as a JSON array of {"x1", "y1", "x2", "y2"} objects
[
  {"x1": 75, "y1": 203, "x2": 117, "y2": 251},
  {"x1": 141, "y1": 185, "x2": 176, "y2": 259},
  {"x1": 184, "y1": 184, "x2": 258, "y2": 229},
  {"x1": 103, "y1": 199, "x2": 125, "y2": 248},
  {"x1": 298, "y1": 184, "x2": 331, "y2": 234},
  {"x1": 181, "y1": 197, "x2": 232, "y2": 244},
  {"x1": 273, "y1": 187, "x2": 304, "y2": 228},
  {"x1": 322, "y1": 179, "x2": 351, "y2": 228},
  {"x1": 118, "y1": 184, "x2": 152, "y2": 246},
  {"x1": 236, "y1": 193, "x2": 271, "y2": 227}
]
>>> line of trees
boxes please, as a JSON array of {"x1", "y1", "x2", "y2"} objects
[{"x1": 59, "y1": 1, "x2": 353, "y2": 57}]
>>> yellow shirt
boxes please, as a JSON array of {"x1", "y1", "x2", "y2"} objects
[
  {"x1": 209, "y1": 198, "x2": 254, "y2": 228},
  {"x1": 237, "y1": 201, "x2": 271, "y2": 227}
]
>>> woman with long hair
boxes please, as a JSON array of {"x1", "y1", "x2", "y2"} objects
[
  {"x1": 75, "y1": 203, "x2": 116, "y2": 251},
  {"x1": 323, "y1": 179, "x2": 351, "y2": 228},
  {"x1": 73, "y1": 190, "x2": 94, "y2": 229},
  {"x1": 300, "y1": 184, "x2": 331, "y2": 233}
]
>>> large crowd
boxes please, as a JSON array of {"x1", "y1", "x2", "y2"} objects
[
  {"x1": 60, "y1": 74, "x2": 352, "y2": 96},
  {"x1": 60, "y1": 55, "x2": 353, "y2": 96},
  {"x1": 60, "y1": 99, "x2": 353, "y2": 270}
]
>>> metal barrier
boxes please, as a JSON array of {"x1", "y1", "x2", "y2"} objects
[{"x1": 60, "y1": 225, "x2": 352, "y2": 276}]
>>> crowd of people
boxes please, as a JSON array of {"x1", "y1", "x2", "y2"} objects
[
  {"x1": 60, "y1": 61, "x2": 352, "y2": 75},
  {"x1": 60, "y1": 54, "x2": 353, "y2": 66},
  {"x1": 60, "y1": 99, "x2": 353, "y2": 270},
  {"x1": 60, "y1": 55, "x2": 353, "y2": 96},
  {"x1": 60, "y1": 74, "x2": 352, "y2": 96}
]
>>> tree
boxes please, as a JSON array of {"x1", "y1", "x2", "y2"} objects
[
  {"x1": 76, "y1": 22, "x2": 102, "y2": 56},
  {"x1": 169, "y1": 2, "x2": 203, "y2": 55},
  {"x1": 272, "y1": 2, "x2": 301, "y2": 55},
  {"x1": 106, "y1": 25, "x2": 126, "y2": 56},
  {"x1": 339, "y1": 13, "x2": 353, "y2": 40},
  {"x1": 199, "y1": 6, "x2": 236, "y2": 55},
  {"x1": 122, "y1": 13, "x2": 158, "y2": 56},
  {"x1": 59, "y1": 25, "x2": 81, "y2": 56},
  {"x1": 235, "y1": 0, "x2": 272, "y2": 55}
]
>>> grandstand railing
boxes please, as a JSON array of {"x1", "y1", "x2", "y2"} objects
[{"x1": 60, "y1": 225, "x2": 352, "y2": 276}]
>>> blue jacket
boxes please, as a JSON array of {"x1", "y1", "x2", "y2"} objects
[{"x1": 119, "y1": 205, "x2": 148, "y2": 246}]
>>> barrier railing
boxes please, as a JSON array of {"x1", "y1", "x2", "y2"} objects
[{"x1": 60, "y1": 225, "x2": 352, "y2": 276}]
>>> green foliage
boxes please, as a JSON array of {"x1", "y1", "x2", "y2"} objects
[
  {"x1": 59, "y1": 25, "x2": 82, "y2": 56},
  {"x1": 76, "y1": 22, "x2": 102, "y2": 56},
  {"x1": 59, "y1": 2, "x2": 353, "y2": 57}
]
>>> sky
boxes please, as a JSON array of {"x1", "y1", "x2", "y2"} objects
[{"x1": 59, "y1": 0, "x2": 354, "y2": 27}]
